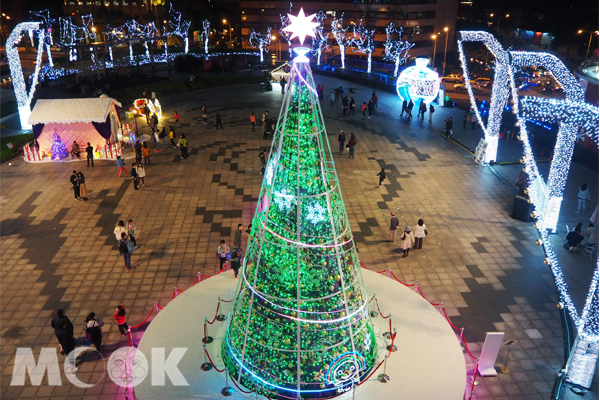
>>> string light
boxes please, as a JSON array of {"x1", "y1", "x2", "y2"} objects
[
  {"x1": 457, "y1": 31, "x2": 512, "y2": 163},
  {"x1": 331, "y1": 14, "x2": 350, "y2": 69},
  {"x1": 279, "y1": 2, "x2": 294, "y2": 59},
  {"x1": 396, "y1": 58, "x2": 440, "y2": 105},
  {"x1": 6, "y1": 22, "x2": 44, "y2": 129},
  {"x1": 383, "y1": 22, "x2": 413, "y2": 77},
  {"x1": 249, "y1": 27, "x2": 272, "y2": 63},
  {"x1": 167, "y1": 4, "x2": 191, "y2": 54},
  {"x1": 221, "y1": 20, "x2": 377, "y2": 397},
  {"x1": 311, "y1": 11, "x2": 329, "y2": 66},
  {"x1": 200, "y1": 20, "x2": 210, "y2": 54},
  {"x1": 351, "y1": 20, "x2": 376, "y2": 74}
]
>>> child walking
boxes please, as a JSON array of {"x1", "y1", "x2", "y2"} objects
[
  {"x1": 127, "y1": 219, "x2": 138, "y2": 248},
  {"x1": 117, "y1": 156, "x2": 129, "y2": 177},
  {"x1": 113, "y1": 305, "x2": 129, "y2": 336}
]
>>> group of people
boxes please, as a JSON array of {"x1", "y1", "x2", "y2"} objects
[
  {"x1": 217, "y1": 224, "x2": 246, "y2": 278},
  {"x1": 400, "y1": 99, "x2": 435, "y2": 122},
  {"x1": 564, "y1": 184, "x2": 597, "y2": 252},
  {"x1": 51, "y1": 305, "x2": 129, "y2": 362},
  {"x1": 260, "y1": 110, "x2": 277, "y2": 140},
  {"x1": 70, "y1": 141, "x2": 95, "y2": 166},
  {"x1": 337, "y1": 130, "x2": 358, "y2": 158},
  {"x1": 389, "y1": 212, "x2": 428, "y2": 257},
  {"x1": 69, "y1": 170, "x2": 89, "y2": 201}
]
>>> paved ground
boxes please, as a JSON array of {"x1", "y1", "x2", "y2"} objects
[{"x1": 0, "y1": 73, "x2": 597, "y2": 400}]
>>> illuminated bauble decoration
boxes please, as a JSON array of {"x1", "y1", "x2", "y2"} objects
[{"x1": 396, "y1": 58, "x2": 440, "y2": 105}]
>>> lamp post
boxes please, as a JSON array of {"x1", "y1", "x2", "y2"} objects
[
  {"x1": 223, "y1": 19, "x2": 232, "y2": 47},
  {"x1": 431, "y1": 34, "x2": 437, "y2": 70},
  {"x1": 442, "y1": 27, "x2": 449, "y2": 77},
  {"x1": 578, "y1": 29, "x2": 599, "y2": 58},
  {"x1": 490, "y1": 14, "x2": 509, "y2": 31},
  {"x1": 271, "y1": 35, "x2": 281, "y2": 61}
]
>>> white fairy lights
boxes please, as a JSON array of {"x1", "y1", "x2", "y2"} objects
[
  {"x1": 457, "y1": 31, "x2": 512, "y2": 163},
  {"x1": 282, "y1": 7, "x2": 319, "y2": 46},
  {"x1": 249, "y1": 27, "x2": 272, "y2": 63},
  {"x1": 331, "y1": 14, "x2": 350, "y2": 70},
  {"x1": 200, "y1": 20, "x2": 210, "y2": 54},
  {"x1": 351, "y1": 20, "x2": 376, "y2": 74},
  {"x1": 6, "y1": 22, "x2": 44, "y2": 129},
  {"x1": 383, "y1": 22, "x2": 413, "y2": 77},
  {"x1": 311, "y1": 11, "x2": 329, "y2": 66}
]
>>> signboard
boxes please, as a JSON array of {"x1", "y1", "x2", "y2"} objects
[{"x1": 473, "y1": 139, "x2": 488, "y2": 165}]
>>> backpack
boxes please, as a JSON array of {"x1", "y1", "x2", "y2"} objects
[{"x1": 119, "y1": 239, "x2": 129, "y2": 254}]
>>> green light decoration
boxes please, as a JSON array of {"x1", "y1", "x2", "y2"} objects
[{"x1": 221, "y1": 47, "x2": 378, "y2": 399}]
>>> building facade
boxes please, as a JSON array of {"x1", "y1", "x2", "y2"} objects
[{"x1": 241, "y1": 0, "x2": 459, "y2": 65}]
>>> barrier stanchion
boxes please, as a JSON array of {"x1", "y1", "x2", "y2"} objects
[
  {"x1": 386, "y1": 267, "x2": 391, "y2": 278},
  {"x1": 459, "y1": 327, "x2": 465, "y2": 351},
  {"x1": 216, "y1": 298, "x2": 226, "y2": 321},
  {"x1": 377, "y1": 354, "x2": 390, "y2": 383},
  {"x1": 193, "y1": 272, "x2": 202, "y2": 285},
  {"x1": 221, "y1": 367, "x2": 234, "y2": 396},
  {"x1": 200, "y1": 342, "x2": 213, "y2": 371},
  {"x1": 202, "y1": 318, "x2": 213, "y2": 344},
  {"x1": 467, "y1": 358, "x2": 480, "y2": 399}
]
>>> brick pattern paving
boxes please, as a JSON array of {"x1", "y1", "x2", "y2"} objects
[{"x1": 1, "y1": 76, "x2": 597, "y2": 399}]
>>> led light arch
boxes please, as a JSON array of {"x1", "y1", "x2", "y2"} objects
[{"x1": 6, "y1": 22, "x2": 45, "y2": 130}]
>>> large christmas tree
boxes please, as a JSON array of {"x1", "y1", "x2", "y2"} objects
[{"x1": 221, "y1": 10, "x2": 378, "y2": 399}]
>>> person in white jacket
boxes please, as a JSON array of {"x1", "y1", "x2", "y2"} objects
[
  {"x1": 413, "y1": 219, "x2": 427, "y2": 249},
  {"x1": 400, "y1": 226, "x2": 415, "y2": 258},
  {"x1": 577, "y1": 183, "x2": 591, "y2": 214},
  {"x1": 114, "y1": 220, "x2": 127, "y2": 241}
]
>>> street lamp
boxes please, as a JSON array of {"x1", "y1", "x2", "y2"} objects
[
  {"x1": 442, "y1": 27, "x2": 449, "y2": 77},
  {"x1": 271, "y1": 35, "x2": 281, "y2": 61},
  {"x1": 578, "y1": 30, "x2": 599, "y2": 58},
  {"x1": 431, "y1": 34, "x2": 438, "y2": 70},
  {"x1": 223, "y1": 19, "x2": 232, "y2": 47}
]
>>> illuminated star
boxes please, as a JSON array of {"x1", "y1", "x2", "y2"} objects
[{"x1": 283, "y1": 8, "x2": 320, "y2": 45}]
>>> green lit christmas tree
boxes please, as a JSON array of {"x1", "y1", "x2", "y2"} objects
[{"x1": 221, "y1": 9, "x2": 377, "y2": 399}]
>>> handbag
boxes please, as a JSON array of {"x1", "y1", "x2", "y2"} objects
[
  {"x1": 425, "y1": 230, "x2": 429, "y2": 236},
  {"x1": 225, "y1": 252, "x2": 232, "y2": 261},
  {"x1": 217, "y1": 252, "x2": 226, "y2": 258}
]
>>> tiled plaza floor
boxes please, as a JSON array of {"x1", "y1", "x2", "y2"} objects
[{"x1": 1, "y1": 74, "x2": 597, "y2": 400}]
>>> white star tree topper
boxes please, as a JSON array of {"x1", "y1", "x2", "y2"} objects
[{"x1": 283, "y1": 8, "x2": 320, "y2": 45}]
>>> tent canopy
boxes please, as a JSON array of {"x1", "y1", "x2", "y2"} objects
[{"x1": 28, "y1": 97, "x2": 122, "y2": 125}]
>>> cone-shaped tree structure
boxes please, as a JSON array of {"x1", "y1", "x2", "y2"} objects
[{"x1": 221, "y1": 48, "x2": 378, "y2": 399}]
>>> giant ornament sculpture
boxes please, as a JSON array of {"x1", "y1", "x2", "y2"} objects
[{"x1": 396, "y1": 58, "x2": 440, "y2": 105}]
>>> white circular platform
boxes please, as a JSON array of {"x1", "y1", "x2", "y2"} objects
[{"x1": 135, "y1": 269, "x2": 466, "y2": 399}]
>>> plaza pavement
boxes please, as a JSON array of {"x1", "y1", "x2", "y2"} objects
[{"x1": 0, "y1": 74, "x2": 597, "y2": 400}]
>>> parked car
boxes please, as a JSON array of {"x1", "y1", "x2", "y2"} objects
[
  {"x1": 442, "y1": 74, "x2": 464, "y2": 83},
  {"x1": 453, "y1": 83, "x2": 468, "y2": 90}
]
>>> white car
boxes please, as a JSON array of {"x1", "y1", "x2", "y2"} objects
[{"x1": 442, "y1": 74, "x2": 464, "y2": 83}]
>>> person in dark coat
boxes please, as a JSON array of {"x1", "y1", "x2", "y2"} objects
[
  {"x1": 338, "y1": 131, "x2": 346, "y2": 154},
  {"x1": 85, "y1": 143, "x2": 94, "y2": 167},
  {"x1": 70, "y1": 170, "x2": 81, "y2": 200},
  {"x1": 377, "y1": 168, "x2": 386, "y2": 188},
  {"x1": 131, "y1": 163, "x2": 140, "y2": 190},
  {"x1": 406, "y1": 100, "x2": 414, "y2": 119},
  {"x1": 400, "y1": 99, "x2": 408, "y2": 117},
  {"x1": 85, "y1": 312, "x2": 104, "y2": 353},
  {"x1": 215, "y1": 111, "x2": 223, "y2": 129},
  {"x1": 77, "y1": 171, "x2": 88, "y2": 201},
  {"x1": 444, "y1": 117, "x2": 453, "y2": 140},
  {"x1": 259, "y1": 149, "x2": 267, "y2": 175},
  {"x1": 231, "y1": 248, "x2": 241, "y2": 278},
  {"x1": 51, "y1": 309, "x2": 75, "y2": 367}
]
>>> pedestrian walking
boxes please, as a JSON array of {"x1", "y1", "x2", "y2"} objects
[
  {"x1": 259, "y1": 149, "x2": 267, "y2": 175},
  {"x1": 114, "y1": 220, "x2": 127, "y2": 241},
  {"x1": 577, "y1": 184, "x2": 591, "y2": 213},
  {"x1": 262, "y1": 111, "x2": 269, "y2": 139},
  {"x1": 342, "y1": 96, "x2": 349, "y2": 116},
  {"x1": 419, "y1": 101, "x2": 427, "y2": 120},
  {"x1": 377, "y1": 168, "x2": 386, "y2": 188},
  {"x1": 413, "y1": 219, "x2": 427, "y2": 249},
  {"x1": 231, "y1": 248, "x2": 241, "y2": 278},
  {"x1": 361, "y1": 102, "x2": 367, "y2": 119},
  {"x1": 346, "y1": 133, "x2": 357, "y2": 159},
  {"x1": 86, "y1": 143, "x2": 94, "y2": 167},
  {"x1": 338, "y1": 131, "x2": 346, "y2": 154},
  {"x1": 127, "y1": 219, "x2": 138, "y2": 248},
  {"x1": 334, "y1": 86, "x2": 342, "y2": 104},
  {"x1": 217, "y1": 239, "x2": 231, "y2": 272},
  {"x1": 118, "y1": 232, "x2": 134, "y2": 271},
  {"x1": 159, "y1": 127, "x2": 168, "y2": 148},
  {"x1": 330, "y1": 93, "x2": 335, "y2": 107},
  {"x1": 70, "y1": 170, "x2": 81, "y2": 201},
  {"x1": 135, "y1": 141, "x2": 142, "y2": 163},
  {"x1": 117, "y1": 156, "x2": 129, "y2": 177},
  {"x1": 400, "y1": 99, "x2": 407, "y2": 117},
  {"x1": 142, "y1": 142, "x2": 151, "y2": 165},
  {"x1": 77, "y1": 171, "x2": 88, "y2": 201},
  {"x1": 202, "y1": 105, "x2": 208, "y2": 124},
  {"x1": 71, "y1": 141, "x2": 81, "y2": 159},
  {"x1": 400, "y1": 226, "x2": 415, "y2": 257},
  {"x1": 372, "y1": 91, "x2": 378, "y2": 109},
  {"x1": 174, "y1": 111, "x2": 180, "y2": 127},
  {"x1": 463, "y1": 110, "x2": 470, "y2": 129},
  {"x1": 113, "y1": 305, "x2": 129, "y2": 335},
  {"x1": 85, "y1": 312, "x2": 104, "y2": 353},
  {"x1": 250, "y1": 111, "x2": 256, "y2": 132},
  {"x1": 470, "y1": 112, "x2": 476, "y2": 129},
  {"x1": 51, "y1": 309, "x2": 76, "y2": 369},
  {"x1": 389, "y1": 212, "x2": 400, "y2": 242},
  {"x1": 215, "y1": 111, "x2": 223, "y2": 129},
  {"x1": 367, "y1": 99, "x2": 374, "y2": 118},
  {"x1": 136, "y1": 162, "x2": 146, "y2": 186},
  {"x1": 349, "y1": 97, "x2": 356, "y2": 115},
  {"x1": 169, "y1": 126, "x2": 177, "y2": 148},
  {"x1": 131, "y1": 164, "x2": 140, "y2": 190},
  {"x1": 149, "y1": 116, "x2": 156, "y2": 135},
  {"x1": 429, "y1": 104, "x2": 435, "y2": 121},
  {"x1": 444, "y1": 117, "x2": 453, "y2": 140},
  {"x1": 280, "y1": 76, "x2": 287, "y2": 93},
  {"x1": 234, "y1": 223, "x2": 244, "y2": 251},
  {"x1": 178, "y1": 134, "x2": 189, "y2": 159},
  {"x1": 406, "y1": 100, "x2": 414, "y2": 119}
]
